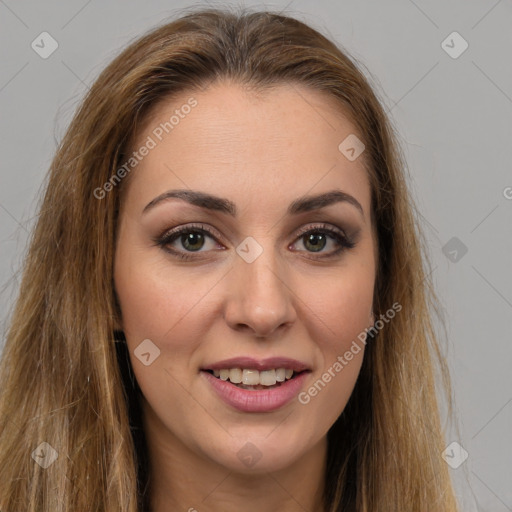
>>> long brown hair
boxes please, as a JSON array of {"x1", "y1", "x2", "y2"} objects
[{"x1": 0, "y1": 6, "x2": 459, "y2": 511}]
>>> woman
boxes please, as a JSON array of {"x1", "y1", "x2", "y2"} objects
[{"x1": 0, "y1": 7, "x2": 460, "y2": 511}]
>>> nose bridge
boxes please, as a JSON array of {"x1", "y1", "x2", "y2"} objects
[
  {"x1": 241, "y1": 248, "x2": 283, "y2": 298},
  {"x1": 224, "y1": 236, "x2": 296, "y2": 336}
]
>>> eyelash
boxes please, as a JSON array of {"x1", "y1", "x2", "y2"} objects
[{"x1": 154, "y1": 223, "x2": 356, "y2": 261}]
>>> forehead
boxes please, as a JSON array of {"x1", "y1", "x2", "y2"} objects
[{"x1": 124, "y1": 80, "x2": 371, "y2": 217}]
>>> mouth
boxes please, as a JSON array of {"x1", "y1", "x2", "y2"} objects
[
  {"x1": 202, "y1": 368, "x2": 308, "y2": 391},
  {"x1": 200, "y1": 357, "x2": 311, "y2": 412}
]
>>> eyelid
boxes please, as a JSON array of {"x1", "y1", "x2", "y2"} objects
[
  {"x1": 157, "y1": 223, "x2": 223, "y2": 245},
  {"x1": 154, "y1": 221, "x2": 357, "y2": 259},
  {"x1": 290, "y1": 223, "x2": 357, "y2": 254},
  {"x1": 293, "y1": 223, "x2": 347, "y2": 239},
  {"x1": 157, "y1": 222, "x2": 347, "y2": 245}
]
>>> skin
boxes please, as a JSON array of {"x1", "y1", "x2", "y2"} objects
[{"x1": 114, "y1": 80, "x2": 377, "y2": 512}]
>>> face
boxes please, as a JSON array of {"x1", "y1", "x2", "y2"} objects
[{"x1": 114, "y1": 80, "x2": 377, "y2": 474}]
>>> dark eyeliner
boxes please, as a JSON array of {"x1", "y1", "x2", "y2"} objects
[
  {"x1": 292, "y1": 223, "x2": 357, "y2": 259},
  {"x1": 153, "y1": 223, "x2": 220, "y2": 260},
  {"x1": 153, "y1": 222, "x2": 357, "y2": 260}
]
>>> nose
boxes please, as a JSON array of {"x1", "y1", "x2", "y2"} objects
[{"x1": 223, "y1": 250, "x2": 297, "y2": 338}]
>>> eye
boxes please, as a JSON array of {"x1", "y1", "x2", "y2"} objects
[
  {"x1": 154, "y1": 223, "x2": 222, "y2": 260},
  {"x1": 290, "y1": 224, "x2": 356, "y2": 258},
  {"x1": 154, "y1": 222, "x2": 356, "y2": 261}
]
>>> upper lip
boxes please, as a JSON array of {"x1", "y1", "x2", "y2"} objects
[{"x1": 202, "y1": 357, "x2": 310, "y2": 372}]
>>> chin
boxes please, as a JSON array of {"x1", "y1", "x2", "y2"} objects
[{"x1": 199, "y1": 422, "x2": 320, "y2": 474}]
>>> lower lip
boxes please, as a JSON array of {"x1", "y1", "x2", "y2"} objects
[{"x1": 201, "y1": 370, "x2": 309, "y2": 413}]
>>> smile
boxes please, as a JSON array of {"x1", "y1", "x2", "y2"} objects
[
  {"x1": 201, "y1": 370, "x2": 310, "y2": 412},
  {"x1": 209, "y1": 367, "x2": 297, "y2": 389},
  {"x1": 200, "y1": 356, "x2": 311, "y2": 412}
]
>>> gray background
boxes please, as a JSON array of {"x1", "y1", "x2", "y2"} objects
[{"x1": 0, "y1": 0, "x2": 511, "y2": 510}]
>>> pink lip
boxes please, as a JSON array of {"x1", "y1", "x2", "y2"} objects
[
  {"x1": 202, "y1": 356, "x2": 310, "y2": 372},
  {"x1": 201, "y1": 370, "x2": 310, "y2": 412}
]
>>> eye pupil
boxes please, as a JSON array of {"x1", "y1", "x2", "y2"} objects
[
  {"x1": 304, "y1": 233, "x2": 326, "y2": 252},
  {"x1": 182, "y1": 231, "x2": 204, "y2": 251}
]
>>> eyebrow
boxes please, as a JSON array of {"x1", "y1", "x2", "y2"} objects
[{"x1": 142, "y1": 189, "x2": 364, "y2": 218}]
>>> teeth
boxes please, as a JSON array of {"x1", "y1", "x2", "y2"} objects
[
  {"x1": 259, "y1": 369, "x2": 276, "y2": 386},
  {"x1": 242, "y1": 369, "x2": 259, "y2": 385},
  {"x1": 210, "y1": 367, "x2": 297, "y2": 386},
  {"x1": 229, "y1": 368, "x2": 242, "y2": 383}
]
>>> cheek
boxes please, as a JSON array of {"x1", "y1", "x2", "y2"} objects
[
  {"x1": 114, "y1": 253, "x2": 211, "y2": 414},
  {"x1": 114, "y1": 246, "x2": 220, "y2": 348},
  {"x1": 332, "y1": 280, "x2": 374, "y2": 349},
  {"x1": 303, "y1": 260, "x2": 375, "y2": 354},
  {"x1": 293, "y1": 262, "x2": 373, "y2": 424},
  {"x1": 113, "y1": 245, "x2": 233, "y2": 414}
]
